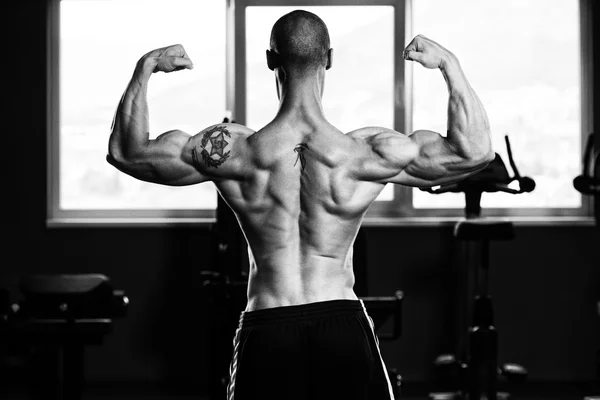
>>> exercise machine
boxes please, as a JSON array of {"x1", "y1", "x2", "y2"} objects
[
  {"x1": 583, "y1": 299, "x2": 600, "y2": 400},
  {"x1": 353, "y1": 227, "x2": 404, "y2": 397},
  {"x1": 573, "y1": 132, "x2": 600, "y2": 197},
  {"x1": 574, "y1": 132, "x2": 600, "y2": 400},
  {"x1": 201, "y1": 184, "x2": 250, "y2": 400},
  {"x1": 423, "y1": 135, "x2": 534, "y2": 400},
  {"x1": 361, "y1": 290, "x2": 404, "y2": 397},
  {"x1": 0, "y1": 274, "x2": 129, "y2": 400},
  {"x1": 573, "y1": 132, "x2": 600, "y2": 224}
]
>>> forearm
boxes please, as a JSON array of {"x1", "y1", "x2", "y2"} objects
[
  {"x1": 108, "y1": 58, "x2": 156, "y2": 161},
  {"x1": 441, "y1": 56, "x2": 492, "y2": 161}
]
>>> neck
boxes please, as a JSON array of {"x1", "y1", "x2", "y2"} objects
[{"x1": 275, "y1": 71, "x2": 326, "y2": 123}]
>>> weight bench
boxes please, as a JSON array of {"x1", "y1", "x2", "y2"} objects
[{"x1": 0, "y1": 274, "x2": 129, "y2": 400}]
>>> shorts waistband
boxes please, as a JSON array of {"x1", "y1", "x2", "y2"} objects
[{"x1": 240, "y1": 299, "x2": 366, "y2": 327}]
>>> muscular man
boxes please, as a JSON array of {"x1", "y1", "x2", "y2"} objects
[{"x1": 107, "y1": 10, "x2": 493, "y2": 400}]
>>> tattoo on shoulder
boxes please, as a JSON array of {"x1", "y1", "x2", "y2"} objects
[
  {"x1": 294, "y1": 143, "x2": 309, "y2": 171},
  {"x1": 192, "y1": 125, "x2": 231, "y2": 169}
]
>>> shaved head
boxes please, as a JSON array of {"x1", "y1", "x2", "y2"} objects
[{"x1": 269, "y1": 10, "x2": 331, "y2": 74}]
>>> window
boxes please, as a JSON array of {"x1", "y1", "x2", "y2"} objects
[
  {"x1": 411, "y1": 0, "x2": 587, "y2": 217},
  {"x1": 244, "y1": 5, "x2": 395, "y2": 201},
  {"x1": 51, "y1": 0, "x2": 226, "y2": 222},
  {"x1": 48, "y1": 0, "x2": 592, "y2": 225}
]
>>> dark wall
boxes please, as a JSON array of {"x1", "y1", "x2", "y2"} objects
[{"x1": 4, "y1": 0, "x2": 599, "y2": 394}]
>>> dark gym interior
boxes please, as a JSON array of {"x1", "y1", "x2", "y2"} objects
[{"x1": 2, "y1": 1, "x2": 599, "y2": 400}]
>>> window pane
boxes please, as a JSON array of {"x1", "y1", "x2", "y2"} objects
[
  {"x1": 60, "y1": 0, "x2": 225, "y2": 210},
  {"x1": 411, "y1": 0, "x2": 581, "y2": 209},
  {"x1": 246, "y1": 6, "x2": 394, "y2": 201}
]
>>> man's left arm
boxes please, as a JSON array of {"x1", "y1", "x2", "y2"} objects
[{"x1": 107, "y1": 44, "x2": 210, "y2": 186}]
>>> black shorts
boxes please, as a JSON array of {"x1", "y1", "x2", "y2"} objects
[{"x1": 226, "y1": 299, "x2": 395, "y2": 400}]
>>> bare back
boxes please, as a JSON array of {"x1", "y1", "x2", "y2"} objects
[
  {"x1": 215, "y1": 121, "x2": 386, "y2": 311},
  {"x1": 108, "y1": 38, "x2": 492, "y2": 313}
]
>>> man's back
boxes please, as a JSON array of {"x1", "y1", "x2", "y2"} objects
[{"x1": 216, "y1": 118, "x2": 386, "y2": 310}]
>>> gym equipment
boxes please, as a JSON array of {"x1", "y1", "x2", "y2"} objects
[
  {"x1": 573, "y1": 133, "x2": 600, "y2": 197},
  {"x1": 422, "y1": 135, "x2": 534, "y2": 400},
  {"x1": 574, "y1": 133, "x2": 600, "y2": 400},
  {"x1": 200, "y1": 269, "x2": 248, "y2": 400},
  {"x1": 573, "y1": 132, "x2": 600, "y2": 226},
  {"x1": 201, "y1": 188, "x2": 251, "y2": 400},
  {"x1": 0, "y1": 287, "x2": 21, "y2": 395},
  {"x1": 0, "y1": 274, "x2": 129, "y2": 400},
  {"x1": 0, "y1": 287, "x2": 10, "y2": 325},
  {"x1": 361, "y1": 290, "x2": 404, "y2": 397},
  {"x1": 583, "y1": 301, "x2": 600, "y2": 400},
  {"x1": 355, "y1": 227, "x2": 404, "y2": 397}
]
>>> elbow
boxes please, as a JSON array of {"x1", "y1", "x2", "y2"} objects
[
  {"x1": 476, "y1": 146, "x2": 495, "y2": 167},
  {"x1": 483, "y1": 148, "x2": 495, "y2": 164},
  {"x1": 106, "y1": 153, "x2": 121, "y2": 169},
  {"x1": 107, "y1": 139, "x2": 136, "y2": 172},
  {"x1": 466, "y1": 131, "x2": 494, "y2": 167},
  {"x1": 107, "y1": 148, "x2": 139, "y2": 174},
  {"x1": 467, "y1": 148, "x2": 494, "y2": 170},
  {"x1": 480, "y1": 134, "x2": 495, "y2": 166},
  {"x1": 107, "y1": 132, "x2": 142, "y2": 169},
  {"x1": 480, "y1": 125, "x2": 494, "y2": 164},
  {"x1": 106, "y1": 152, "x2": 130, "y2": 176},
  {"x1": 106, "y1": 150, "x2": 140, "y2": 178},
  {"x1": 107, "y1": 142, "x2": 126, "y2": 169}
]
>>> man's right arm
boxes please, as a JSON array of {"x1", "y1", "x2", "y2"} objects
[{"x1": 352, "y1": 35, "x2": 494, "y2": 188}]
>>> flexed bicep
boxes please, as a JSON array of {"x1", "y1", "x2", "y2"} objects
[
  {"x1": 108, "y1": 129, "x2": 208, "y2": 186},
  {"x1": 388, "y1": 130, "x2": 488, "y2": 188},
  {"x1": 107, "y1": 44, "x2": 203, "y2": 185}
]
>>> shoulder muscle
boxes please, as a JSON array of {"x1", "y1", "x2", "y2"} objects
[{"x1": 347, "y1": 127, "x2": 418, "y2": 181}]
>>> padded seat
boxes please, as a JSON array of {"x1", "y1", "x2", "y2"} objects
[
  {"x1": 0, "y1": 274, "x2": 129, "y2": 400},
  {"x1": 20, "y1": 274, "x2": 108, "y2": 294},
  {"x1": 454, "y1": 218, "x2": 515, "y2": 241},
  {"x1": 18, "y1": 274, "x2": 128, "y2": 319}
]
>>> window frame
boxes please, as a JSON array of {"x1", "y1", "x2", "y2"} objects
[{"x1": 47, "y1": 0, "x2": 595, "y2": 227}]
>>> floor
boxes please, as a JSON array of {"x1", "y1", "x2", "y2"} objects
[{"x1": 2, "y1": 381, "x2": 599, "y2": 400}]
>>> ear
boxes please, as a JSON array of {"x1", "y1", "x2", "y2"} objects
[
  {"x1": 325, "y1": 48, "x2": 333, "y2": 70},
  {"x1": 266, "y1": 49, "x2": 281, "y2": 71}
]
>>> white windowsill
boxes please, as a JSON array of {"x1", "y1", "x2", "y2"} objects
[
  {"x1": 46, "y1": 217, "x2": 217, "y2": 228},
  {"x1": 45, "y1": 216, "x2": 597, "y2": 228},
  {"x1": 361, "y1": 216, "x2": 597, "y2": 227}
]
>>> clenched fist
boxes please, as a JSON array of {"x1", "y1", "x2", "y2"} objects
[
  {"x1": 403, "y1": 34, "x2": 455, "y2": 69},
  {"x1": 139, "y1": 44, "x2": 194, "y2": 73}
]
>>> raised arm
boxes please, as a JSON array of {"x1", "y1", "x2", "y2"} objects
[
  {"x1": 352, "y1": 35, "x2": 494, "y2": 188},
  {"x1": 107, "y1": 44, "x2": 205, "y2": 185},
  {"x1": 107, "y1": 44, "x2": 253, "y2": 186}
]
